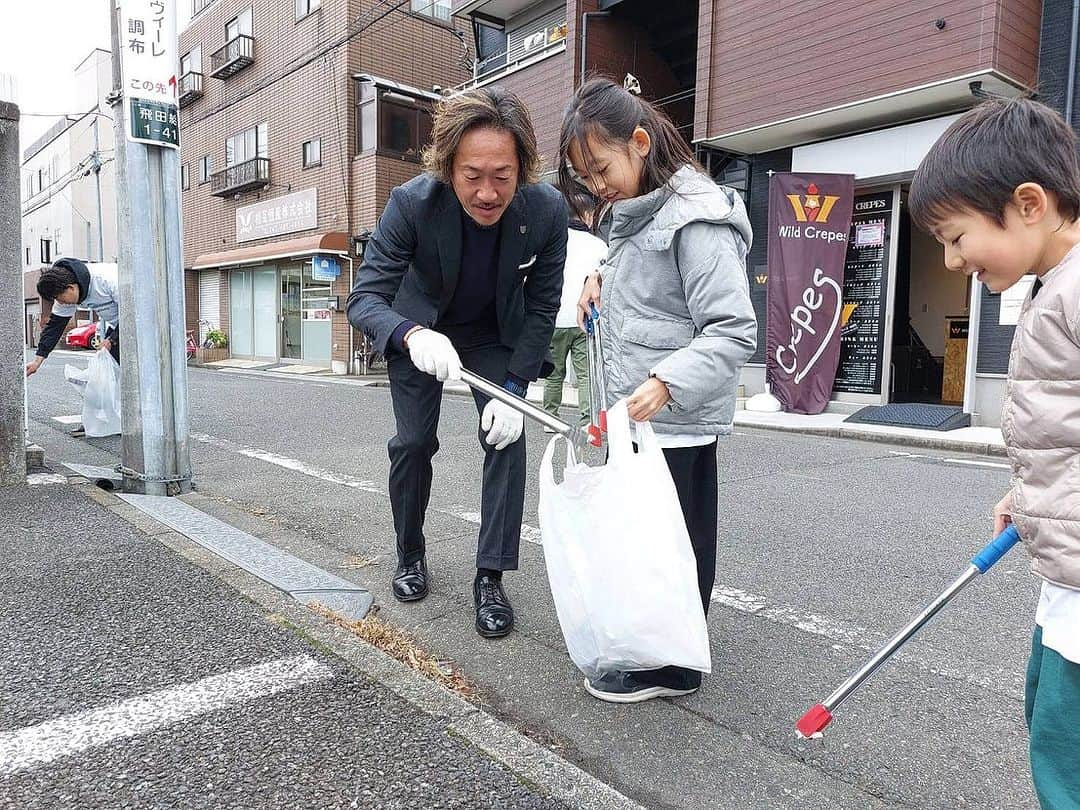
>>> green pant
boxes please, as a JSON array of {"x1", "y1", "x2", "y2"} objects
[
  {"x1": 544, "y1": 327, "x2": 590, "y2": 426},
  {"x1": 1025, "y1": 625, "x2": 1080, "y2": 809}
]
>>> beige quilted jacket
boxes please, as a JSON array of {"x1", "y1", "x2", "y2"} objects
[{"x1": 1002, "y1": 243, "x2": 1080, "y2": 589}]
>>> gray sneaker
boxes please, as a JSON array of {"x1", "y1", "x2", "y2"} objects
[{"x1": 583, "y1": 671, "x2": 697, "y2": 704}]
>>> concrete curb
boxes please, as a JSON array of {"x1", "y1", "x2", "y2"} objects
[
  {"x1": 78, "y1": 483, "x2": 641, "y2": 810},
  {"x1": 733, "y1": 419, "x2": 1009, "y2": 457}
]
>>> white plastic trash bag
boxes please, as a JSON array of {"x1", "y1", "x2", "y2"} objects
[
  {"x1": 81, "y1": 350, "x2": 122, "y2": 437},
  {"x1": 64, "y1": 363, "x2": 89, "y2": 393},
  {"x1": 538, "y1": 399, "x2": 711, "y2": 679}
]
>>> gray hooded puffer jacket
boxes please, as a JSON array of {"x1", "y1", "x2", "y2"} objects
[{"x1": 599, "y1": 166, "x2": 757, "y2": 435}]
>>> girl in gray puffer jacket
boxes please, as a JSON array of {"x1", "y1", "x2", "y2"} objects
[{"x1": 558, "y1": 77, "x2": 757, "y2": 704}]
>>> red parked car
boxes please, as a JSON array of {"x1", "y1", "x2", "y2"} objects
[{"x1": 65, "y1": 323, "x2": 98, "y2": 350}]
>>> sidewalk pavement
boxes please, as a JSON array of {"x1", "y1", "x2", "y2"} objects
[{"x1": 0, "y1": 479, "x2": 634, "y2": 809}]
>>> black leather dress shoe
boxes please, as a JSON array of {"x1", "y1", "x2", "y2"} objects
[
  {"x1": 392, "y1": 559, "x2": 428, "y2": 602},
  {"x1": 474, "y1": 574, "x2": 514, "y2": 638}
]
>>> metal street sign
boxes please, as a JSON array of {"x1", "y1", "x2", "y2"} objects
[
  {"x1": 129, "y1": 99, "x2": 179, "y2": 147},
  {"x1": 119, "y1": 0, "x2": 179, "y2": 149}
]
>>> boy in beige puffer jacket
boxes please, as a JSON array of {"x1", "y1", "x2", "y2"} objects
[{"x1": 909, "y1": 97, "x2": 1080, "y2": 810}]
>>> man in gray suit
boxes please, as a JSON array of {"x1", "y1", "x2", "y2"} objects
[{"x1": 347, "y1": 87, "x2": 568, "y2": 639}]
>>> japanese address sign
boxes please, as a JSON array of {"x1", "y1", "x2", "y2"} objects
[{"x1": 119, "y1": 0, "x2": 179, "y2": 149}]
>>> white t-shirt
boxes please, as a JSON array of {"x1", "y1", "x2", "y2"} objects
[
  {"x1": 556, "y1": 228, "x2": 608, "y2": 329},
  {"x1": 1035, "y1": 581, "x2": 1080, "y2": 665}
]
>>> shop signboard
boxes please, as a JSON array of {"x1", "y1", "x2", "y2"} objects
[
  {"x1": 119, "y1": 0, "x2": 180, "y2": 149},
  {"x1": 832, "y1": 190, "x2": 894, "y2": 395},
  {"x1": 766, "y1": 173, "x2": 856, "y2": 414},
  {"x1": 236, "y1": 188, "x2": 318, "y2": 243},
  {"x1": 311, "y1": 255, "x2": 340, "y2": 282}
]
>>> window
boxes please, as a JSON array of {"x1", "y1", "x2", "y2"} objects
[
  {"x1": 356, "y1": 81, "x2": 432, "y2": 162},
  {"x1": 357, "y1": 81, "x2": 377, "y2": 153},
  {"x1": 26, "y1": 246, "x2": 30, "y2": 266},
  {"x1": 475, "y1": 20, "x2": 507, "y2": 75},
  {"x1": 302, "y1": 138, "x2": 321, "y2": 168},
  {"x1": 192, "y1": 0, "x2": 213, "y2": 15},
  {"x1": 410, "y1": 0, "x2": 450, "y2": 22},
  {"x1": 181, "y1": 46, "x2": 202, "y2": 76},
  {"x1": 181, "y1": 163, "x2": 190, "y2": 190},
  {"x1": 226, "y1": 7, "x2": 252, "y2": 41},
  {"x1": 295, "y1": 0, "x2": 320, "y2": 19},
  {"x1": 40, "y1": 238, "x2": 51, "y2": 264},
  {"x1": 226, "y1": 122, "x2": 268, "y2": 167},
  {"x1": 199, "y1": 155, "x2": 211, "y2": 183}
]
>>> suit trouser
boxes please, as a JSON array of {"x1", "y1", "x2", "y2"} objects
[
  {"x1": 387, "y1": 343, "x2": 526, "y2": 572},
  {"x1": 635, "y1": 440, "x2": 718, "y2": 691}
]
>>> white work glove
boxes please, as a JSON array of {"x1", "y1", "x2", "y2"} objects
[
  {"x1": 481, "y1": 399, "x2": 524, "y2": 450},
  {"x1": 406, "y1": 328, "x2": 462, "y2": 382}
]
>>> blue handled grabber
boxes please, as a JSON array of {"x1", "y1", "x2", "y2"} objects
[{"x1": 796, "y1": 525, "x2": 1021, "y2": 738}]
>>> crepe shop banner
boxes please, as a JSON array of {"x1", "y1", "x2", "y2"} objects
[{"x1": 765, "y1": 173, "x2": 855, "y2": 414}]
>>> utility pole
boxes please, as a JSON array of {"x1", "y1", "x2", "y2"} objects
[
  {"x1": 110, "y1": 0, "x2": 191, "y2": 496},
  {"x1": 92, "y1": 116, "x2": 105, "y2": 262},
  {"x1": 0, "y1": 101, "x2": 25, "y2": 487}
]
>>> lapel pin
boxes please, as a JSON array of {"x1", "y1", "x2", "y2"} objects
[{"x1": 520, "y1": 225, "x2": 527, "y2": 234}]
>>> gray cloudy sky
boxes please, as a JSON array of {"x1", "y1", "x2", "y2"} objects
[{"x1": 1, "y1": 1, "x2": 191, "y2": 148}]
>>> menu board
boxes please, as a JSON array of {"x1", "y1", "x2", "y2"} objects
[{"x1": 833, "y1": 190, "x2": 893, "y2": 394}]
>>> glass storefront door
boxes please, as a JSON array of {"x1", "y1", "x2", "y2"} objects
[
  {"x1": 229, "y1": 266, "x2": 278, "y2": 359},
  {"x1": 301, "y1": 264, "x2": 332, "y2": 364},
  {"x1": 228, "y1": 260, "x2": 332, "y2": 364},
  {"x1": 280, "y1": 266, "x2": 303, "y2": 360}
]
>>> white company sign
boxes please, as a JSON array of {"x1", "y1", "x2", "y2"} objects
[{"x1": 236, "y1": 188, "x2": 318, "y2": 243}]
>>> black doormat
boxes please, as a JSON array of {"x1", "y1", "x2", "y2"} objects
[{"x1": 845, "y1": 403, "x2": 971, "y2": 431}]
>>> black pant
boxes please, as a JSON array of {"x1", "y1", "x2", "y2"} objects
[
  {"x1": 106, "y1": 330, "x2": 120, "y2": 365},
  {"x1": 635, "y1": 440, "x2": 718, "y2": 691},
  {"x1": 386, "y1": 343, "x2": 526, "y2": 571}
]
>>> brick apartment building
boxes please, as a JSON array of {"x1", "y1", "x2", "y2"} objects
[
  {"x1": 455, "y1": 0, "x2": 1061, "y2": 428},
  {"x1": 179, "y1": 0, "x2": 470, "y2": 371},
  {"x1": 183, "y1": 0, "x2": 1066, "y2": 427}
]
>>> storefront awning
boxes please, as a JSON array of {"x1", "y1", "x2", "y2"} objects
[
  {"x1": 191, "y1": 232, "x2": 349, "y2": 270},
  {"x1": 696, "y1": 71, "x2": 1028, "y2": 155}
]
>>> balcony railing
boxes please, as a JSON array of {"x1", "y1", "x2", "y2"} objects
[
  {"x1": 210, "y1": 157, "x2": 270, "y2": 196},
  {"x1": 178, "y1": 72, "x2": 204, "y2": 106},
  {"x1": 210, "y1": 35, "x2": 255, "y2": 80},
  {"x1": 458, "y1": 37, "x2": 566, "y2": 91}
]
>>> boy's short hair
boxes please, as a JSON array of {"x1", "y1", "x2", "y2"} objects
[
  {"x1": 909, "y1": 97, "x2": 1080, "y2": 231},
  {"x1": 36, "y1": 264, "x2": 78, "y2": 302}
]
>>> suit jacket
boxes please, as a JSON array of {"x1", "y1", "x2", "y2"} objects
[{"x1": 347, "y1": 173, "x2": 568, "y2": 381}]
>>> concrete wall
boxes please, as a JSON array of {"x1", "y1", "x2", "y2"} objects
[{"x1": 1, "y1": 102, "x2": 26, "y2": 484}]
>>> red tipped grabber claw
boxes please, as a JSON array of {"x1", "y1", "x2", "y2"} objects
[
  {"x1": 458, "y1": 369, "x2": 596, "y2": 454},
  {"x1": 795, "y1": 525, "x2": 1021, "y2": 739}
]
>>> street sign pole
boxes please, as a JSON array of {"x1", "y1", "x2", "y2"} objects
[{"x1": 110, "y1": 0, "x2": 191, "y2": 496}]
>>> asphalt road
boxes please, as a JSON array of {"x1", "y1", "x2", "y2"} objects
[{"x1": 24, "y1": 352, "x2": 1040, "y2": 808}]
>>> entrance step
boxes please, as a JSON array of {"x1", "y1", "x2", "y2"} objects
[
  {"x1": 204, "y1": 359, "x2": 275, "y2": 369},
  {"x1": 845, "y1": 403, "x2": 971, "y2": 431},
  {"x1": 266, "y1": 364, "x2": 328, "y2": 375}
]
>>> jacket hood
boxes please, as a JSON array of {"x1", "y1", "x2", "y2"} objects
[
  {"x1": 610, "y1": 165, "x2": 753, "y2": 252},
  {"x1": 54, "y1": 257, "x2": 91, "y2": 302}
]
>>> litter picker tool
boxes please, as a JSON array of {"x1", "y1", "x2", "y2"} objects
[
  {"x1": 458, "y1": 369, "x2": 600, "y2": 453},
  {"x1": 584, "y1": 303, "x2": 608, "y2": 435},
  {"x1": 795, "y1": 524, "x2": 1021, "y2": 739}
]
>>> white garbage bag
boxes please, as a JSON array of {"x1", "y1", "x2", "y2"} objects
[
  {"x1": 64, "y1": 363, "x2": 89, "y2": 393},
  {"x1": 81, "y1": 349, "x2": 122, "y2": 437},
  {"x1": 538, "y1": 399, "x2": 711, "y2": 679}
]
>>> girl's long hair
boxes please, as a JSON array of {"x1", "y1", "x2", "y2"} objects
[{"x1": 557, "y1": 76, "x2": 702, "y2": 222}]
